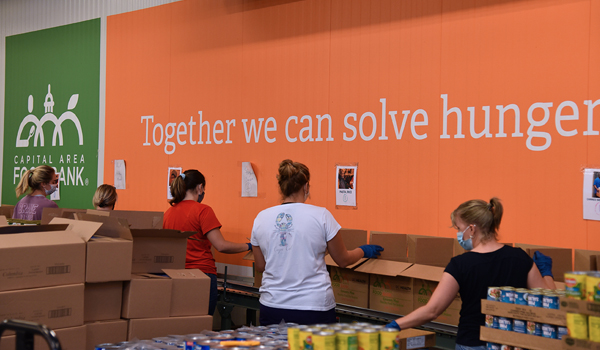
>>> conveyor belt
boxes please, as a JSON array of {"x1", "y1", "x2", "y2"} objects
[{"x1": 217, "y1": 280, "x2": 457, "y2": 350}]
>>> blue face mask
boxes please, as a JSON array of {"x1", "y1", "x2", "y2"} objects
[
  {"x1": 197, "y1": 192, "x2": 204, "y2": 203},
  {"x1": 457, "y1": 225, "x2": 475, "y2": 251}
]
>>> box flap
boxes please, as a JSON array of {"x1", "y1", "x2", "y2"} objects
[
  {"x1": 243, "y1": 251, "x2": 254, "y2": 261},
  {"x1": 49, "y1": 217, "x2": 102, "y2": 242},
  {"x1": 162, "y1": 269, "x2": 207, "y2": 280},
  {"x1": 415, "y1": 237, "x2": 454, "y2": 268},
  {"x1": 86, "y1": 209, "x2": 110, "y2": 217},
  {"x1": 339, "y1": 228, "x2": 368, "y2": 250},
  {"x1": 0, "y1": 224, "x2": 70, "y2": 234},
  {"x1": 370, "y1": 231, "x2": 408, "y2": 262},
  {"x1": 130, "y1": 228, "x2": 195, "y2": 239},
  {"x1": 400, "y1": 264, "x2": 445, "y2": 282},
  {"x1": 0, "y1": 230, "x2": 85, "y2": 248},
  {"x1": 108, "y1": 210, "x2": 164, "y2": 229},
  {"x1": 516, "y1": 244, "x2": 572, "y2": 282},
  {"x1": 74, "y1": 213, "x2": 133, "y2": 240},
  {"x1": 574, "y1": 249, "x2": 600, "y2": 270},
  {"x1": 354, "y1": 259, "x2": 412, "y2": 276},
  {"x1": 324, "y1": 254, "x2": 367, "y2": 269}
]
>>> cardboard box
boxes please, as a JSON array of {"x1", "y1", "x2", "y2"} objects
[
  {"x1": 562, "y1": 336, "x2": 600, "y2": 350},
  {"x1": 401, "y1": 264, "x2": 462, "y2": 325},
  {"x1": 0, "y1": 225, "x2": 85, "y2": 292},
  {"x1": 88, "y1": 209, "x2": 164, "y2": 229},
  {"x1": 481, "y1": 299, "x2": 566, "y2": 325},
  {"x1": 383, "y1": 328, "x2": 436, "y2": 350},
  {"x1": 65, "y1": 214, "x2": 133, "y2": 282},
  {"x1": 163, "y1": 269, "x2": 211, "y2": 316},
  {"x1": 480, "y1": 326, "x2": 561, "y2": 350},
  {"x1": 0, "y1": 205, "x2": 14, "y2": 219},
  {"x1": 369, "y1": 231, "x2": 408, "y2": 262},
  {"x1": 121, "y1": 274, "x2": 173, "y2": 319},
  {"x1": 41, "y1": 207, "x2": 86, "y2": 224},
  {"x1": 339, "y1": 228, "x2": 367, "y2": 250},
  {"x1": 130, "y1": 229, "x2": 194, "y2": 273},
  {"x1": 574, "y1": 249, "x2": 600, "y2": 271},
  {"x1": 0, "y1": 325, "x2": 86, "y2": 350},
  {"x1": 0, "y1": 284, "x2": 84, "y2": 331},
  {"x1": 0, "y1": 216, "x2": 7, "y2": 226},
  {"x1": 85, "y1": 320, "x2": 128, "y2": 350},
  {"x1": 126, "y1": 316, "x2": 213, "y2": 340},
  {"x1": 516, "y1": 244, "x2": 572, "y2": 282},
  {"x1": 560, "y1": 296, "x2": 600, "y2": 316},
  {"x1": 84, "y1": 282, "x2": 123, "y2": 322},
  {"x1": 329, "y1": 265, "x2": 369, "y2": 308},
  {"x1": 355, "y1": 259, "x2": 413, "y2": 315}
]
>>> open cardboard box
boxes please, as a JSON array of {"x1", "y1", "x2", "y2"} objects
[
  {"x1": 400, "y1": 264, "x2": 462, "y2": 325},
  {"x1": 130, "y1": 228, "x2": 194, "y2": 273},
  {"x1": 87, "y1": 209, "x2": 164, "y2": 229},
  {"x1": 355, "y1": 259, "x2": 413, "y2": 315},
  {"x1": 0, "y1": 224, "x2": 85, "y2": 292},
  {"x1": 122, "y1": 269, "x2": 210, "y2": 319},
  {"x1": 56, "y1": 215, "x2": 133, "y2": 282},
  {"x1": 515, "y1": 244, "x2": 572, "y2": 282}
]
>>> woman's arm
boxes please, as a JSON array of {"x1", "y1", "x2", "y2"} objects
[
  {"x1": 252, "y1": 245, "x2": 266, "y2": 272},
  {"x1": 206, "y1": 228, "x2": 250, "y2": 253},
  {"x1": 527, "y1": 264, "x2": 556, "y2": 289},
  {"x1": 326, "y1": 233, "x2": 364, "y2": 268},
  {"x1": 392, "y1": 272, "x2": 460, "y2": 329}
]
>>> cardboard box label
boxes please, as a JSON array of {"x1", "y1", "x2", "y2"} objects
[
  {"x1": 406, "y1": 336, "x2": 425, "y2": 349},
  {"x1": 369, "y1": 275, "x2": 413, "y2": 315},
  {"x1": 330, "y1": 266, "x2": 369, "y2": 308}
]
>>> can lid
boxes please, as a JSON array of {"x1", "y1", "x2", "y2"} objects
[
  {"x1": 500, "y1": 286, "x2": 515, "y2": 290},
  {"x1": 359, "y1": 328, "x2": 379, "y2": 334},
  {"x1": 380, "y1": 328, "x2": 400, "y2": 333},
  {"x1": 314, "y1": 331, "x2": 336, "y2": 336},
  {"x1": 338, "y1": 329, "x2": 357, "y2": 334}
]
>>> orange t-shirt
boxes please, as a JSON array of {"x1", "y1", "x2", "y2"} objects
[{"x1": 163, "y1": 200, "x2": 222, "y2": 275}]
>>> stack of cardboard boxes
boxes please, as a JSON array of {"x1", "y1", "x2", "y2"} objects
[{"x1": 0, "y1": 208, "x2": 214, "y2": 350}]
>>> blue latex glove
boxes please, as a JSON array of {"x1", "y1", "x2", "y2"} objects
[
  {"x1": 247, "y1": 243, "x2": 252, "y2": 251},
  {"x1": 360, "y1": 244, "x2": 384, "y2": 258},
  {"x1": 533, "y1": 251, "x2": 553, "y2": 278},
  {"x1": 385, "y1": 320, "x2": 401, "y2": 330}
]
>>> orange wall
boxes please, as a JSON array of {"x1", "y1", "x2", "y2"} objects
[{"x1": 106, "y1": 0, "x2": 600, "y2": 267}]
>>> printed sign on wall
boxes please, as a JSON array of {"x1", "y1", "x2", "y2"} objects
[{"x1": 3, "y1": 19, "x2": 100, "y2": 208}]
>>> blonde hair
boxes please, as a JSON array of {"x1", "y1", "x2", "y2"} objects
[
  {"x1": 277, "y1": 159, "x2": 310, "y2": 198},
  {"x1": 15, "y1": 165, "x2": 55, "y2": 197},
  {"x1": 93, "y1": 184, "x2": 118, "y2": 209},
  {"x1": 451, "y1": 197, "x2": 503, "y2": 242}
]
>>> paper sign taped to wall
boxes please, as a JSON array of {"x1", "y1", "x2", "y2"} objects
[
  {"x1": 336, "y1": 165, "x2": 357, "y2": 207},
  {"x1": 168, "y1": 167, "x2": 182, "y2": 199},
  {"x1": 584, "y1": 168, "x2": 600, "y2": 221},
  {"x1": 242, "y1": 162, "x2": 257, "y2": 197},
  {"x1": 114, "y1": 160, "x2": 126, "y2": 190}
]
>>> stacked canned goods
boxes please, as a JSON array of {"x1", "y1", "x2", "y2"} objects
[
  {"x1": 94, "y1": 322, "x2": 417, "y2": 350},
  {"x1": 564, "y1": 271, "x2": 600, "y2": 342},
  {"x1": 94, "y1": 323, "x2": 294, "y2": 350},
  {"x1": 484, "y1": 285, "x2": 567, "y2": 349}
]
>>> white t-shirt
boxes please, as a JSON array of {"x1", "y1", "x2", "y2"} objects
[{"x1": 250, "y1": 203, "x2": 341, "y2": 311}]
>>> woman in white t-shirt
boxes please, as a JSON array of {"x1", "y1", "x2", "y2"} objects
[{"x1": 250, "y1": 159, "x2": 383, "y2": 325}]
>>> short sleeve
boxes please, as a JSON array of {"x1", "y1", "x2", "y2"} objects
[
  {"x1": 444, "y1": 256, "x2": 462, "y2": 286},
  {"x1": 250, "y1": 216, "x2": 260, "y2": 246},
  {"x1": 198, "y1": 205, "x2": 222, "y2": 235},
  {"x1": 323, "y1": 209, "x2": 342, "y2": 242}
]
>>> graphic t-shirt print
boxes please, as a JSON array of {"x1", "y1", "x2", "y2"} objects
[{"x1": 274, "y1": 212, "x2": 293, "y2": 251}]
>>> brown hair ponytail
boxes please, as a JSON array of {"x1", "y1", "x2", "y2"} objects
[
  {"x1": 451, "y1": 197, "x2": 504, "y2": 242},
  {"x1": 15, "y1": 165, "x2": 55, "y2": 197},
  {"x1": 277, "y1": 159, "x2": 310, "y2": 199},
  {"x1": 169, "y1": 169, "x2": 206, "y2": 205}
]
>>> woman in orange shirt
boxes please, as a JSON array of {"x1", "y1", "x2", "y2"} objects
[{"x1": 163, "y1": 169, "x2": 250, "y2": 315}]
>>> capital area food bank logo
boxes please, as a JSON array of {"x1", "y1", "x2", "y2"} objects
[{"x1": 15, "y1": 84, "x2": 83, "y2": 148}]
